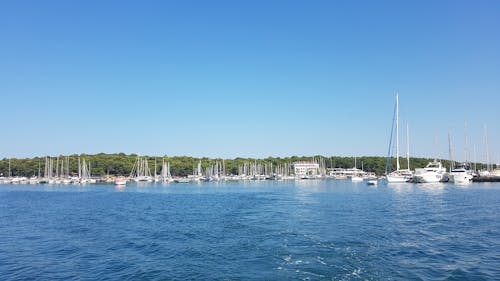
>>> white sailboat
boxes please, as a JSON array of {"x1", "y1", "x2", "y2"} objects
[
  {"x1": 350, "y1": 157, "x2": 364, "y2": 182},
  {"x1": 160, "y1": 159, "x2": 173, "y2": 182},
  {"x1": 386, "y1": 94, "x2": 413, "y2": 183},
  {"x1": 79, "y1": 158, "x2": 96, "y2": 183},
  {"x1": 130, "y1": 157, "x2": 154, "y2": 182}
]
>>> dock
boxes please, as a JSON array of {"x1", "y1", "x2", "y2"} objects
[{"x1": 472, "y1": 177, "x2": 500, "y2": 182}]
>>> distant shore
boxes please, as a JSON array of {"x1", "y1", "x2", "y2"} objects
[{"x1": 0, "y1": 153, "x2": 496, "y2": 178}]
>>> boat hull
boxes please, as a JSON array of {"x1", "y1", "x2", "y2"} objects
[
  {"x1": 114, "y1": 179, "x2": 127, "y2": 185},
  {"x1": 413, "y1": 172, "x2": 447, "y2": 183},
  {"x1": 386, "y1": 174, "x2": 412, "y2": 183},
  {"x1": 350, "y1": 176, "x2": 363, "y2": 182},
  {"x1": 449, "y1": 173, "x2": 473, "y2": 184}
]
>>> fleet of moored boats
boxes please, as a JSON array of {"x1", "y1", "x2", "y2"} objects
[
  {"x1": 0, "y1": 161, "x2": 498, "y2": 186},
  {"x1": 1, "y1": 94, "x2": 498, "y2": 186},
  {"x1": 384, "y1": 94, "x2": 497, "y2": 184}
]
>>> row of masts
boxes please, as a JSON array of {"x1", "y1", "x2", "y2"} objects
[
  {"x1": 130, "y1": 156, "x2": 172, "y2": 182},
  {"x1": 127, "y1": 156, "x2": 331, "y2": 182},
  {"x1": 40, "y1": 157, "x2": 92, "y2": 179}
]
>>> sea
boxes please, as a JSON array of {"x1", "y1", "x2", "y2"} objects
[{"x1": 1, "y1": 180, "x2": 499, "y2": 280}]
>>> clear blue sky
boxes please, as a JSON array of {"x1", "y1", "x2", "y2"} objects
[{"x1": 1, "y1": 0, "x2": 499, "y2": 162}]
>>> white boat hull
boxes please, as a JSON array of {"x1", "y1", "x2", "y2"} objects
[
  {"x1": 386, "y1": 174, "x2": 412, "y2": 183},
  {"x1": 114, "y1": 179, "x2": 127, "y2": 185},
  {"x1": 413, "y1": 172, "x2": 447, "y2": 183},
  {"x1": 351, "y1": 176, "x2": 363, "y2": 182},
  {"x1": 449, "y1": 173, "x2": 473, "y2": 184},
  {"x1": 413, "y1": 162, "x2": 448, "y2": 183}
]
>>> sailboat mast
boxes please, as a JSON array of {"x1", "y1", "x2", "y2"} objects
[
  {"x1": 474, "y1": 145, "x2": 477, "y2": 171},
  {"x1": 396, "y1": 93, "x2": 400, "y2": 171},
  {"x1": 484, "y1": 125, "x2": 491, "y2": 171},
  {"x1": 464, "y1": 121, "x2": 469, "y2": 164},
  {"x1": 406, "y1": 123, "x2": 410, "y2": 170},
  {"x1": 448, "y1": 131, "x2": 454, "y2": 171}
]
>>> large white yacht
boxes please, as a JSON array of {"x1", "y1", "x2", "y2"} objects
[
  {"x1": 413, "y1": 161, "x2": 448, "y2": 183},
  {"x1": 449, "y1": 163, "x2": 474, "y2": 184}
]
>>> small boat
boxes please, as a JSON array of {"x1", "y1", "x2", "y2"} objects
[
  {"x1": 174, "y1": 178, "x2": 191, "y2": 183},
  {"x1": 350, "y1": 175, "x2": 363, "y2": 182},
  {"x1": 367, "y1": 179, "x2": 378, "y2": 185},
  {"x1": 114, "y1": 177, "x2": 127, "y2": 185}
]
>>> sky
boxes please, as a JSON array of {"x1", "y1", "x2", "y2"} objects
[{"x1": 1, "y1": 0, "x2": 499, "y2": 162}]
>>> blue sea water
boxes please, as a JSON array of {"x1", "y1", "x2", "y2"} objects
[{"x1": 1, "y1": 180, "x2": 499, "y2": 280}]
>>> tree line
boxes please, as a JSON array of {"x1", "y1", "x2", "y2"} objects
[{"x1": 0, "y1": 153, "x2": 492, "y2": 177}]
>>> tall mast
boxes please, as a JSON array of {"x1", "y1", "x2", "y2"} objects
[
  {"x1": 8, "y1": 158, "x2": 11, "y2": 178},
  {"x1": 395, "y1": 93, "x2": 400, "y2": 171},
  {"x1": 78, "y1": 156, "x2": 81, "y2": 178},
  {"x1": 464, "y1": 121, "x2": 469, "y2": 164},
  {"x1": 474, "y1": 145, "x2": 477, "y2": 171},
  {"x1": 448, "y1": 131, "x2": 454, "y2": 171},
  {"x1": 484, "y1": 125, "x2": 490, "y2": 171},
  {"x1": 56, "y1": 157, "x2": 59, "y2": 178},
  {"x1": 406, "y1": 123, "x2": 410, "y2": 170}
]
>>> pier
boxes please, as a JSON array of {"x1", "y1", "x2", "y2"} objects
[{"x1": 472, "y1": 177, "x2": 500, "y2": 183}]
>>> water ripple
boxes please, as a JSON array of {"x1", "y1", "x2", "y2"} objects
[{"x1": 0, "y1": 182, "x2": 500, "y2": 280}]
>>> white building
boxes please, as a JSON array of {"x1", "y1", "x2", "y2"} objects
[{"x1": 293, "y1": 162, "x2": 320, "y2": 177}]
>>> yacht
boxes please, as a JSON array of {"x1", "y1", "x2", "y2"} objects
[
  {"x1": 413, "y1": 161, "x2": 448, "y2": 183},
  {"x1": 449, "y1": 163, "x2": 473, "y2": 184},
  {"x1": 492, "y1": 168, "x2": 500, "y2": 177}
]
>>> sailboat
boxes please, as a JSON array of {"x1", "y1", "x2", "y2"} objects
[
  {"x1": 130, "y1": 157, "x2": 154, "y2": 182},
  {"x1": 79, "y1": 158, "x2": 96, "y2": 183},
  {"x1": 350, "y1": 157, "x2": 364, "y2": 182},
  {"x1": 160, "y1": 159, "x2": 173, "y2": 182},
  {"x1": 386, "y1": 94, "x2": 413, "y2": 183}
]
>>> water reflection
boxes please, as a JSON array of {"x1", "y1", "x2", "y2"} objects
[
  {"x1": 416, "y1": 183, "x2": 446, "y2": 194},
  {"x1": 385, "y1": 182, "x2": 413, "y2": 195}
]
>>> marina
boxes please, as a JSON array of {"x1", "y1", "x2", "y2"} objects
[{"x1": 2, "y1": 1, "x2": 499, "y2": 280}]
